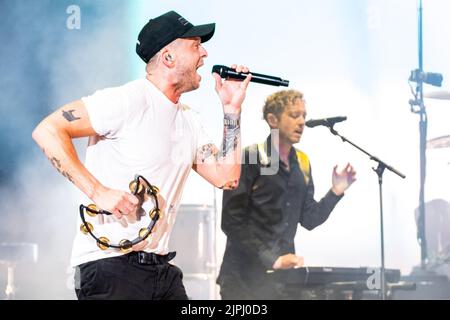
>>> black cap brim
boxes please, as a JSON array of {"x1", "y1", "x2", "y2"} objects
[{"x1": 181, "y1": 23, "x2": 215, "y2": 43}]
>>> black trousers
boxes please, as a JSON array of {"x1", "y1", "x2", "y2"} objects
[{"x1": 75, "y1": 251, "x2": 188, "y2": 300}]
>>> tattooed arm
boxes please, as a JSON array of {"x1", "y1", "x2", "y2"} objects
[
  {"x1": 192, "y1": 65, "x2": 251, "y2": 190},
  {"x1": 32, "y1": 100, "x2": 138, "y2": 218},
  {"x1": 193, "y1": 113, "x2": 242, "y2": 190}
]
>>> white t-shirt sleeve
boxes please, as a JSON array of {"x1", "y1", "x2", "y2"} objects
[{"x1": 81, "y1": 86, "x2": 129, "y2": 138}]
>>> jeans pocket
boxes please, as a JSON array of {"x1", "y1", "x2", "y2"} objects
[
  {"x1": 77, "y1": 260, "x2": 112, "y2": 299},
  {"x1": 79, "y1": 261, "x2": 98, "y2": 288}
]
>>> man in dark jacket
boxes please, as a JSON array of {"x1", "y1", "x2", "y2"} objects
[{"x1": 217, "y1": 89, "x2": 357, "y2": 299}]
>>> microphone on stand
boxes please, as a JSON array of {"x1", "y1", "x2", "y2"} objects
[
  {"x1": 212, "y1": 65, "x2": 289, "y2": 87},
  {"x1": 305, "y1": 116, "x2": 347, "y2": 128}
]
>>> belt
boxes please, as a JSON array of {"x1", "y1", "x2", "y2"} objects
[{"x1": 127, "y1": 251, "x2": 176, "y2": 265}]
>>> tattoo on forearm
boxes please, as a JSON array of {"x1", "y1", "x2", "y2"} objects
[
  {"x1": 51, "y1": 157, "x2": 75, "y2": 183},
  {"x1": 195, "y1": 114, "x2": 240, "y2": 163},
  {"x1": 220, "y1": 113, "x2": 240, "y2": 158},
  {"x1": 62, "y1": 109, "x2": 81, "y2": 122},
  {"x1": 46, "y1": 152, "x2": 75, "y2": 184},
  {"x1": 197, "y1": 143, "x2": 218, "y2": 163}
]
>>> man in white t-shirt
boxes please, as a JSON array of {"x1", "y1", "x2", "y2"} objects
[{"x1": 32, "y1": 10, "x2": 251, "y2": 300}]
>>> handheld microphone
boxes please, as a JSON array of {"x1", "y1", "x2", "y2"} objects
[
  {"x1": 212, "y1": 65, "x2": 289, "y2": 87},
  {"x1": 305, "y1": 116, "x2": 347, "y2": 128}
]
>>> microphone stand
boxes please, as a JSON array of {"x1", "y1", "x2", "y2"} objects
[
  {"x1": 408, "y1": 0, "x2": 428, "y2": 270},
  {"x1": 327, "y1": 125, "x2": 406, "y2": 300}
]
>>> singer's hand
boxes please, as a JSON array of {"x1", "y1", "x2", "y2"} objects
[
  {"x1": 213, "y1": 64, "x2": 252, "y2": 114},
  {"x1": 331, "y1": 163, "x2": 357, "y2": 196}
]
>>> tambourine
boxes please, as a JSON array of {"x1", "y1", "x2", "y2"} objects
[{"x1": 79, "y1": 175, "x2": 161, "y2": 253}]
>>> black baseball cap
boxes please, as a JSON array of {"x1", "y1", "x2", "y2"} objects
[{"x1": 136, "y1": 11, "x2": 215, "y2": 63}]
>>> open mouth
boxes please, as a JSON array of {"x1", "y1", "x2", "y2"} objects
[{"x1": 196, "y1": 61, "x2": 204, "y2": 70}]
